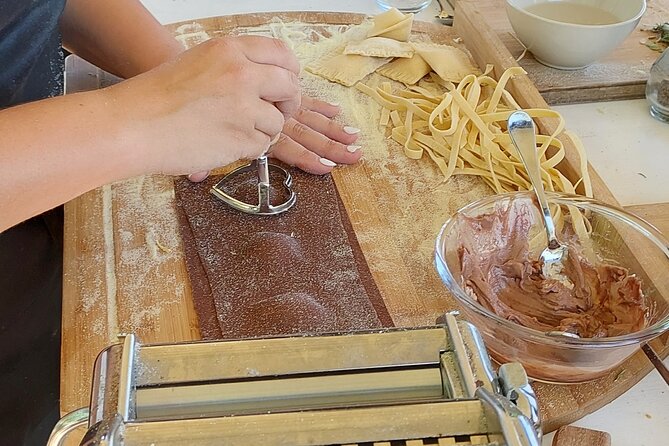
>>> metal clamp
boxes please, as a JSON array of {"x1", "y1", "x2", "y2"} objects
[
  {"x1": 46, "y1": 407, "x2": 90, "y2": 446},
  {"x1": 477, "y1": 386, "x2": 540, "y2": 446},
  {"x1": 499, "y1": 362, "x2": 542, "y2": 439},
  {"x1": 47, "y1": 410, "x2": 123, "y2": 446}
]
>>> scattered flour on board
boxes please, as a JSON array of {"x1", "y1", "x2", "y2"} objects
[
  {"x1": 174, "y1": 22, "x2": 211, "y2": 48},
  {"x1": 71, "y1": 20, "x2": 495, "y2": 338},
  {"x1": 73, "y1": 174, "x2": 186, "y2": 340},
  {"x1": 63, "y1": 187, "x2": 108, "y2": 338},
  {"x1": 220, "y1": 19, "x2": 494, "y2": 325},
  {"x1": 111, "y1": 175, "x2": 185, "y2": 334}
]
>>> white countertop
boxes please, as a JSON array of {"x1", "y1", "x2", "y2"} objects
[{"x1": 140, "y1": 1, "x2": 669, "y2": 444}]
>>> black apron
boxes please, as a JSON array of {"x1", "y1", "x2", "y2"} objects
[{"x1": 0, "y1": 0, "x2": 67, "y2": 444}]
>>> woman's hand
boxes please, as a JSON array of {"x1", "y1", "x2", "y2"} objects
[
  {"x1": 188, "y1": 94, "x2": 363, "y2": 182},
  {"x1": 270, "y1": 95, "x2": 362, "y2": 175},
  {"x1": 105, "y1": 35, "x2": 301, "y2": 177},
  {"x1": 61, "y1": 0, "x2": 364, "y2": 182}
]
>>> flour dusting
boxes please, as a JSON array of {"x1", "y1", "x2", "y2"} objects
[
  {"x1": 78, "y1": 19, "x2": 494, "y2": 337},
  {"x1": 210, "y1": 19, "x2": 494, "y2": 326}
]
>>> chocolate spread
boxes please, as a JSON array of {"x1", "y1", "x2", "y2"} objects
[{"x1": 457, "y1": 198, "x2": 648, "y2": 338}]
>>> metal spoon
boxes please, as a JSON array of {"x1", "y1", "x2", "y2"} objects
[{"x1": 508, "y1": 111, "x2": 568, "y2": 281}]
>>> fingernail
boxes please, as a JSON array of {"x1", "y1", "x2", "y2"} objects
[
  {"x1": 344, "y1": 126, "x2": 360, "y2": 134},
  {"x1": 329, "y1": 101, "x2": 340, "y2": 107},
  {"x1": 319, "y1": 157, "x2": 337, "y2": 167},
  {"x1": 346, "y1": 145, "x2": 362, "y2": 153},
  {"x1": 187, "y1": 171, "x2": 210, "y2": 182}
]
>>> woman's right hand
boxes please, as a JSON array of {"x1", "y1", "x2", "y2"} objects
[{"x1": 104, "y1": 35, "x2": 301, "y2": 177}]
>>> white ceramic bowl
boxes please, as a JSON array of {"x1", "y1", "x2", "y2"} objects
[{"x1": 506, "y1": 0, "x2": 646, "y2": 69}]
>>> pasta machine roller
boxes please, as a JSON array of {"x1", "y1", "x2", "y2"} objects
[{"x1": 48, "y1": 313, "x2": 541, "y2": 446}]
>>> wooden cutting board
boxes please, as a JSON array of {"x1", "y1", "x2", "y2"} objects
[
  {"x1": 60, "y1": 10, "x2": 669, "y2": 441},
  {"x1": 456, "y1": 0, "x2": 669, "y2": 104}
]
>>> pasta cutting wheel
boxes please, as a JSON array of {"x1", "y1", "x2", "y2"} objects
[
  {"x1": 210, "y1": 154, "x2": 297, "y2": 215},
  {"x1": 48, "y1": 313, "x2": 542, "y2": 446}
]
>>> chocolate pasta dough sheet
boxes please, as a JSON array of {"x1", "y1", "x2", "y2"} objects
[{"x1": 174, "y1": 168, "x2": 394, "y2": 340}]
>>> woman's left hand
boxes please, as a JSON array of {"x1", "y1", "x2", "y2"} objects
[
  {"x1": 188, "y1": 94, "x2": 362, "y2": 182},
  {"x1": 269, "y1": 95, "x2": 362, "y2": 174}
]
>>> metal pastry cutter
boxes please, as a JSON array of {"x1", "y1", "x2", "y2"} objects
[
  {"x1": 49, "y1": 313, "x2": 541, "y2": 446},
  {"x1": 211, "y1": 155, "x2": 296, "y2": 215}
]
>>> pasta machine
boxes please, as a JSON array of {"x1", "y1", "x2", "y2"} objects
[{"x1": 48, "y1": 313, "x2": 541, "y2": 445}]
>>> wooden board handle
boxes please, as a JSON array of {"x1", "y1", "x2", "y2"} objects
[{"x1": 552, "y1": 426, "x2": 611, "y2": 446}]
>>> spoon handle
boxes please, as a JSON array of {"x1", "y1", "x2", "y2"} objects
[
  {"x1": 508, "y1": 111, "x2": 559, "y2": 248},
  {"x1": 641, "y1": 343, "x2": 669, "y2": 386}
]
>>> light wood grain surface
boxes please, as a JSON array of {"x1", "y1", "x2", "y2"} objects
[{"x1": 60, "y1": 10, "x2": 669, "y2": 440}]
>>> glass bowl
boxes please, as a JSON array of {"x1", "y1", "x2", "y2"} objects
[{"x1": 435, "y1": 191, "x2": 669, "y2": 383}]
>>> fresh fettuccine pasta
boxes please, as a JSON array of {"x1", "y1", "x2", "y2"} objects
[
  {"x1": 356, "y1": 65, "x2": 593, "y2": 236},
  {"x1": 357, "y1": 66, "x2": 589, "y2": 196}
]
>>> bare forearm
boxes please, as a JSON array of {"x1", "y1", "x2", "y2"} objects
[
  {"x1": 0, "y1": 90, "x2": 141, "y2": 231},
  {"x1": 60, "y1": 0, "x2": 183, "y2": 78},
  {"x1": 1, "y1": 35, "x2": 303, "y2": 232}
]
